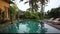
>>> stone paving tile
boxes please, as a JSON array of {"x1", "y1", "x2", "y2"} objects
[{"x1": 45, "y1": 22, "x2": 60, "y2": 30}]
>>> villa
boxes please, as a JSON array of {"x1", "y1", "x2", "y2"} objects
[
  {"x1": 0, "y1": 0, "x2": 60, "y2": 33},
  {"x1": 0, "y1": 0, "x2": 13, "y2": 20}
]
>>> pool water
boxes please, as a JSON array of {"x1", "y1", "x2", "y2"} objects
[{"x1": 0, "y1": 20, "x2": 60, "y2": 33}]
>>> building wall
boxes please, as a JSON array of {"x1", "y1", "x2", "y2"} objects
[
  {"x1": 0, "y1": 0, "x2": 10, "y2": 20},
  {"x1": 0, "y1": 0, "x2": 9, "y2": 12}
]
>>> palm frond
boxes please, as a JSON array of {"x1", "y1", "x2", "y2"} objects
[{"x1": 24, "y1": 1, "x2": 28, "y2": 4}]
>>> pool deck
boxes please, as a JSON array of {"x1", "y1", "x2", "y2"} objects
[
  {"x1": 38, "y1": 20, "x2": 60, "y2": 30},
  {"x1": 0, "y1": 20, "x2": 18, "y2": 32},
  {"x1": 43, "y1": 21, "x2": 60, "y2": 30}
]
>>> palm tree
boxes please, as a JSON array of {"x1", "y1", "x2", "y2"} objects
[
  {"x1": 24, "y1": 0, "x2": 35, "y2": 13},
  {"x1": 20, "y1": 0, "x2": 39, "y2": 13},
  {"x1": 9, "y1": 3, "x2": 19, "y2": 23},
  {"x1": 38, "y1": 0, "x2": 48, "y2": 20},
  {"x1": 38, "y1": 0, "x2": 48, "y2": 31},
  {"x1": 17, "y1": 0, "x2": 48, "y2": 20},
  {"x1": 20, "y1": 0, "x2": 48, "y2": 19}
]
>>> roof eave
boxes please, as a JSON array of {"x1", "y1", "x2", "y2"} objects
[{"x1": 3, "y1": 0, "x2": 14, "y2": 4}]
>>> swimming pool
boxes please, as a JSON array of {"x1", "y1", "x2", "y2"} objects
[{"x1": 0, "y1": 20, "x2": 60, "y2": 33}]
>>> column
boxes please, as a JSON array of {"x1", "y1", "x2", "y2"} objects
[{"x1": 5, "y1": 7, "x2": 9, "y2": 20}]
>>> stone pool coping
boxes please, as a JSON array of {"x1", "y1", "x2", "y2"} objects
[{"x1": 0, "y1": 20, "x2": 19, "y2": 31}]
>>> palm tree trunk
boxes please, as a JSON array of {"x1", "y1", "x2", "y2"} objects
[
  {"x1": 35, "y1": 2, "x2": 37, "y2": 13},
  {"x1": 11, "y1": 14, "x2": 13, "y2": 24},
  {"x1": 31, "y1": 0, "x2": 34, "y2": 13},
  {"x1": 40, "y1": 4, "x2": 44, "y2": 20}
]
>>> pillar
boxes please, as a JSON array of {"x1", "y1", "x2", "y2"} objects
[{"x1": 5, "y1": 7, "x2": 9, "y2": 20}]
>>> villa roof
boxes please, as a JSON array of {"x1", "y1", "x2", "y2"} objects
[{"x1": 3, "y1": 0, "x2": 14, "y2": 4}]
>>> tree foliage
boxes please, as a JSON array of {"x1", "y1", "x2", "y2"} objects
[
  {"x1": 47, "y1": 7, "x2": 60, "y2": 18},
  {"x1": 13, "y1": 0, "x2": 49, "y2": 20},
  {"x1": 20, "y1": 0, "x2": 39, "y2": 13},
  {"x1": 9, "y1": 3, "x2": 19, "y2": 20},
  {"x1": 19, "y1": 11, "x2": 40, "y2": 20},
  {"x1": 9, "y1": 4, "x2": 19, "y2": 15}
]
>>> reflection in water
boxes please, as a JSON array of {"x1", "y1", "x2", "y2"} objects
[
  {"x1": 17, "y1": 23, "x2": 30, "y2": 33},
  {"x1": 40, "y1": 22, "x2": 45, "y2": 33},
  {"x1": 16, "y1": 22, "x2": 19, "y2": 29},
  {"x1": 1, "y1": 20, "x2": 47, "y2": 33},
  {"x1": 8, "y1": 24, "x2": 18, "y2": 33},
  {"x1": 16, "y1": 20, "x2": 47, "y2": 33}
]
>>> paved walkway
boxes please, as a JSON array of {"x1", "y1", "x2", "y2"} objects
[{"x1": 44, "y1": 21, "x2": 60, "y2": 30}]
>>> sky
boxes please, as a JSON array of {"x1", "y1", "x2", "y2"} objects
[{"x1": 15, "y1": 0, "x2": 60, "y2": 12}]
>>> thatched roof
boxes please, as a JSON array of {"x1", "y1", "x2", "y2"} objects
[{"x1": 3, "y1": 0, "x2": 14, "y2": 4}]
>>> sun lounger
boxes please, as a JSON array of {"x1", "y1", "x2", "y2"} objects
[
  {"x1": 51, "y1": 18, "x2": 60, "y2": 22},
  {"x1": 52, "y1": 21, "x2": 60, "y2": 25},
  {"x1": 46, "y1": 18, "x2": 54, "y2": 23},
  {"x1": 51, "y1": 18, "x2": 60, "y2": 25}
]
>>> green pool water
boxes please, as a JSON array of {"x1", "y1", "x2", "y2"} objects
[{"x1": 0, "y1": 20, "x2": 60, "y2": 33}]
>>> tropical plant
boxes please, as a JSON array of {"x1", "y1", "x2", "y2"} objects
[
  {"x1": 37, "y1": 0, "x2": 48, "y2": 20},
  {"x1": 9, "y1": 4, "x2": 19, "y2": 15},
  {"x1": 32, "y1": 13, "x2": 40, "y2": 19},
  {"x1": 9, "y1": 3, "x2": 19, "y2": 23},
  {"x1": 22, "y1": 11, "x2": 40, "y2": 19},
  {"x1": 24, "y1": 11, "x2": 31, "y2": 19}
]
